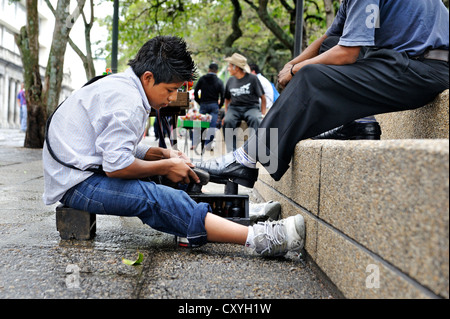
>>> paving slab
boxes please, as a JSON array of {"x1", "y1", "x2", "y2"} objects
[{"x1": 0, "y1": 128, "x2": 336, "y2": 301}]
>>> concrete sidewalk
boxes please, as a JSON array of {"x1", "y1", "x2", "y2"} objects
[{"x1": 0, "y1": 128, "x2": 336, "y2": 300}]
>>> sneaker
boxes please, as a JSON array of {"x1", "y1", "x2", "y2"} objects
[
  {"x1": 249, "y1": 200, "x2": 281, "y2": 223},
  {"x1": 252, "y1": 214, "x2": 305, "y2": 257},
  {"x1": 175, "y1": 236, "x2": 189, "y2": 248}
]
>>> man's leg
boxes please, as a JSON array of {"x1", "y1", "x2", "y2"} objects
[
  {"x1": 314, "y1": 35, "x2": 380, "y2": 139},
  {"x1": 199, "y1": 102, "x2": 219, "y2": 147},
  {"x1": 196, "y1": 50, "x2": 447, "y2": 183},
  {"x1": 244, "y1": 49, "x2": 448, "y2": 180},
  {"x1": 223, "y1": 106, "x2": 244, "y2": 152},
  {"x1": 243, "y1": 106, "x2": 263, "y2": 132}
]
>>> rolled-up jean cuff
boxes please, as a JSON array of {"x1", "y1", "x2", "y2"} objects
[{"x1": 187, "y1": 202, "x2": 210, "y2": 247}]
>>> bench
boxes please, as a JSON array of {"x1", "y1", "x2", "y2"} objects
[{"x1": 253, "y1": 91, "x2": 449, "y2": 299}]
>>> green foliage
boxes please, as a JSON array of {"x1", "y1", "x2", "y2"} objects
[{"x1": 98, "y1": 0, "x2": 331, "y2": 77}]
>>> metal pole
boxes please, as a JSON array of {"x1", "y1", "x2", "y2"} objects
[
  {"x1": 111, "y1": 0, "x2": 119, "y2": 73},
  {"x1": 293, "y1": 0, "x2": 304, "y2": 58}
]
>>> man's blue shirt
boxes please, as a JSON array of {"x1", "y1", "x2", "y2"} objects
[{"x1": 326, "y1": 0, "x2": 449, "y2": 56}]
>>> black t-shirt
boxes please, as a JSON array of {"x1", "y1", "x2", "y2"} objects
[
  {"x1": 194, "y1": 73, "x2": 225, "y2": 106},
  {"x1": 225, "y1": 73, "x2": 264, "y2": 107}
]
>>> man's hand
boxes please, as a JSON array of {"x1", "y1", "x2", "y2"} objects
[{"x1": 278, "y1": 63, "x2": 294, "y2": 88}]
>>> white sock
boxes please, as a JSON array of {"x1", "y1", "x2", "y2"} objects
[
  {"x1": 234, "y1": 148, "x2": 257, "y2": 169},
  {"x1": 354, "y1": 116, "x2": 377, "y2": 123},
  {"x1": 245, "y1": 226, "x2": 255, "y2": 248}
]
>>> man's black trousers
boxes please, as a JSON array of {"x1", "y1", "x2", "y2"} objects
[{"x1": 244, "y1": 39, "x2": 449, "y2": 181}]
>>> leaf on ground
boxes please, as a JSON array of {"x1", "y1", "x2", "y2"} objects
[{"x1": 122, "y1": 252, "x2": 144, "y2": 266}]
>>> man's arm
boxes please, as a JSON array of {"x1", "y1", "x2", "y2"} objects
[
  {"x1": 218, "y1": 80, "x2": 225, "y2": 107},
  {"x1": 194, "y1": 79, "x2": 202, "y2": 105},
  {"x1": 278, "y1": 34, "x2": 361, "y2": 87},
  {"x1": 224, "y1": 98, "x2": 230, "y2": 113},
  {"x1": 260, "y1": 94, "x2": 266, "y2": 115},
  {"x1": 278, "y1": 34, "x2": 328, "y2": 86}
]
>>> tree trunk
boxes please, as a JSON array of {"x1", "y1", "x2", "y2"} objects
[
  {"x1": 224, "y1": 0, "x2": 243, "y2": 55},
  {"x1": 15, "y1": 0, "x2": 46, "y2": 148},
  {"x1": 244, "y1": 0, "x2": 294, "y2": 54},
  {"x1": 43, "y1": 0, "x2": 76, "y2": 114},
  {"x1": 68, "y1": 0, "x2": 96, "y2": 81},
  {"x1": 323, "y1": 0, "x2": 335, "y2": 27},
  {"x1": 15, "y1": 0, "x2": 86, "y2": 148}
]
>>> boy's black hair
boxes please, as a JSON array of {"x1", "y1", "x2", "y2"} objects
[{"x1": 128, "y1": 36, "x2": 198, "y2": 84}]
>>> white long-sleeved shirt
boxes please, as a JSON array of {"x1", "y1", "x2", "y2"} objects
[
  {"x1": 256, "y1": 73, "x2": 274, "y2": 111},
  {"x1": 43, "y1": 67, "x2": 152, "y2": 205}
]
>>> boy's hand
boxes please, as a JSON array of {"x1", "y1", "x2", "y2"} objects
[
  {"x1": 163, "y1": 149, "x2": 193, "y2": 167},
  {"x1": 166, "y1": 158, "x2": 200, "y2": 184},
  {"x1": 168, "y1": 149, "x2": 191, "y2": 162}
]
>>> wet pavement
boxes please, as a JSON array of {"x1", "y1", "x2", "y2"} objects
[{"x1": 0, "y1": 128, "x2": 336, "y2": 301}]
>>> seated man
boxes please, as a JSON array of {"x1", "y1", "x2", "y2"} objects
[
  {"x1": 43, "y1": 36, "x2": 305, "y2": 257},
  {"x1": 196, "y1": 0, "x2": 449, "y2": 187},
  {"x1": 222, "y1": 53, "x2": 266, "y2": 152}
]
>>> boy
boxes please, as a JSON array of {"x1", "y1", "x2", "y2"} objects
[{"x1": 43, "y1": 36, "x2": 305, "y2": 257}]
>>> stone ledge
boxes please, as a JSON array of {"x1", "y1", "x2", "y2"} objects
[
  {"x1": 255, "y1": 139, "x2": 449, "y2": 299},
  {"x1": 376, "y1": 90, "x2": 449, "y2": 139}
]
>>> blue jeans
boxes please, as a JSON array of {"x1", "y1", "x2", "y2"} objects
[
  {"x1": 199, "y1": 102, "x2": 219, "y2": 145},
  {"x1": 61, "y1": 174, "x2": 211, "y2": 247},
  {"x1": 20, "y1": 104, "x2": 27, "y2": 131}
]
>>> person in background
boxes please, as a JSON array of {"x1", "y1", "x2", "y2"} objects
[
  {"x1": 194, "y1": 62, "x2": 225, "y2": 150},
  {"x1": 249, "y1": 64, "x2": 274, "y2": 112},
  {"x1": 17, "y1": 83, "x2": 27, "y2": 132},
  {"x1": 222, "y1": 53, "x2": 266, "y2": 152}
]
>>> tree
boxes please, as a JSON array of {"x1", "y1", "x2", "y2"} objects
[
  {"x1": 99, "y1": 0, "x2": 335, "y2": 78},
  {"x1": 15, "y1": 0, "x2": 44, "y2": 148},
  {"x1": 224, "y1": 0, "x2": 243, "y2": 55},
  {"x1": 15, "y1": 0, "x2": 85, "y2": 148},
  {"x1": 68, "y1": 0, "x2": 96, "y2": 81}
]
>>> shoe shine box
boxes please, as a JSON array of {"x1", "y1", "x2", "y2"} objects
[{"x1": 189, "y1": 194, "x2": 250, "y2": 226}]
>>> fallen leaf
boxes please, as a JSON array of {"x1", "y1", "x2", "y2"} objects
[{"x1": 122, "y1": 252, "x2": 144, "y2": 266}]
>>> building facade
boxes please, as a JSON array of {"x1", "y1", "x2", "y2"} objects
[{"x1": 0, "y1": 0, "x2": 73, "y2": 129}]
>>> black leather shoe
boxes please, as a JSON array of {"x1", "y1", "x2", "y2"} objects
[
  {"x1": 195, "y1": 153, "x2": 259, "y2": 188},
  {"x1": 312, "y1": 121, "x2": 381, "y2": 140}
]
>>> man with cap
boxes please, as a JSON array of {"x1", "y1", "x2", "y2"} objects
[
  {"x1": 223, "y1": 53, "x2": 266, "y2": 152},
  {"x1": 194, "y1": 62, "x2": 225, "y2": 150}
]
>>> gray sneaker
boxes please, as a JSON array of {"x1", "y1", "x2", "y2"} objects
[
  {"x1": 249, "y1": 200, "x2": 281, "y2": 223},
  {"x1": 252, "y1": 214, "x2": 305, "y2": 257}
]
